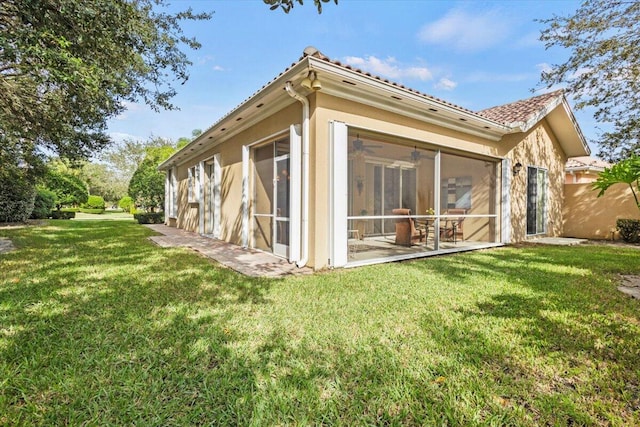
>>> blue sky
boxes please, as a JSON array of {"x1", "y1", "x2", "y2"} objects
[{"x1": 106, "y1": 0, "x2": 599, "y2": 154}]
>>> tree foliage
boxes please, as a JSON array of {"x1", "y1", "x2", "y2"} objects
[
  {"x1": 1, "y1": 0, "x2": 211, "y2": 162},
  {"x1": 79, "y1": 162, "x2": 127, "y2": 203},
  {"x1": 44, "y1": 169, "x2": 89, "y2": 209},
  {"x1": 128, "y1": 145, "x2": 175, "y2": 212},
  {"x1": 263, "y1": 0, "x2": 337, "y2": 14},
  {"x1": 100, "y1": 137, "x2": 171, "y2": 183},
  {"x1": 593, "y1": 155, "x2": 640, "y2": 213},
  {"x1": 539, "y1": 0, "x2": 640, "y2": 162},
  {"x1": 0, "y1": 142, "x2": 42, "y2": 222},
  {"x1": 30, "y1": 188, "x2": 57, "y2": 219}
]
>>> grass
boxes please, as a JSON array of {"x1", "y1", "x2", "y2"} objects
[{"x1": 1, "y1": 220, "x2": 639, "y2": 425}]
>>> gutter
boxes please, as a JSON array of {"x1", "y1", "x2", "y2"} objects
[{"x1": 284, "y1": 81, "x2": 309, "y2": 268}]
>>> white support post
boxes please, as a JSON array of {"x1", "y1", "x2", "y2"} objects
[
  {"x1": 198, "y1": 160, "x2": 205, "y2": 235},
  {"x1": 289, "y1": 124, "x2": 302, "y2": 263},
  {"x1": 242, "y1": 145, "x2": 250, "y2": 248},
  {"x1": 213, "y1": 154, "x2": 221, "y2": 239},
  {"x1": 164, "y1": 171, "x2": 170, "y2": 223},
  {"x1": 501, "y1": 158, "x2": 511, "y2": 244},
  {"x1": 434, "y1": 150, "x2": 441, "y2": 251},
  {"x1": 329, "y1": 121, "x2": 349, "y2": 267}
]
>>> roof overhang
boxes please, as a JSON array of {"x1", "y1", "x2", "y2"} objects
[
  {"x1": 159, "y1": 54, "x2": 589, "y2": 170},
  {"x1": 504, "y1": 96, "x2": 590, "y2": 158}
]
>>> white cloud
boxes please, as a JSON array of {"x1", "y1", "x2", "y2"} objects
[
  {"x1": 418, "y1": 8, "x2": 510, "y2": 52},
  {"x1": 342, "y1": 55, "x2": 433, "y2": 81},
  {"x1": 435, "y1": 77, "x2": 457, "y2": 91},
  {"x1": 114, "y1": 101, "x2": 148, "y2": 120},
  {"x1": 212, "y1": 65, "x2": 225, "y2": 72},
  {"x1": 108, "y1": 132, "x2": 145, "y2": 143},
  {"x1": 536, "y1": 62, "x2": 553, "y2": 74}
]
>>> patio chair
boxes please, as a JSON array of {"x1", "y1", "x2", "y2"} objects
[
  {"x1": 392, "y1": 208, "x2": 425, "y2": 246},
  {"x1": 440, "y1": 208, "x2": 465, "y2": 242}
]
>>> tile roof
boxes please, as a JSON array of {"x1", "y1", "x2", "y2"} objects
[
  {"x1": 305, "y1": 49, "x2": 479, "y2": 117},
  {"x1": 565, "y1": 156, "x2": 610, "y2": 170},
  {"x1": 476, "y1": 90, "x2": 565, "y2": 125}
]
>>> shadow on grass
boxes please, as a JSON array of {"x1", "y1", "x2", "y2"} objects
[
  {"x1": 1, "y1": 222, "x2": 639, "y2": 424},
  {"x1": 0, "y1": 220, "x2": 278, "y2": 424}
]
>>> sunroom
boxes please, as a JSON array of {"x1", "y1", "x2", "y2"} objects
[{"x1": 327, "y1": 123, "x2": 505, "y2": 268}]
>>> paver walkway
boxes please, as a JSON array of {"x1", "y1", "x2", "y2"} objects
[{"x1": 145, "y1": 224, "x2": 313, "y2": 278}]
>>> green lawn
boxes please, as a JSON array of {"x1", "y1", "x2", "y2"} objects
[{"x1": 1, "y1": 220, "x2": 639, "y2": 425}]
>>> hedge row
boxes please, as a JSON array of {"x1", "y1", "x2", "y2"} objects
[
  {"x1": 79, "y1": 208, "x2": 105, "y2": 214},
  {"x1": 133, "y1": 212, "x2": 165, "y2": 224},
  {"x1": 51, "y1": 211, "x2": 76, "y2": 220}
]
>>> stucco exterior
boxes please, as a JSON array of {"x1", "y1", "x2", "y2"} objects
[
  {"x1": 564, "y1": 183, "x2": 639, "y2": 240},
  {"x1": 159, "y1": 47, "x2": 589, "y2": 270}
]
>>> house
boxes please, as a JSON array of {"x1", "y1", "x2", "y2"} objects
[
  {"x1": 158, "y1": 46, "x2": 590, "y2": 270},
  {"x1": 565, "y1": 156, "x2": 610, "y2": 184}
]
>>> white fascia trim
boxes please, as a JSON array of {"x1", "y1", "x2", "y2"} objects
[
  {"x1": 506, "y1": 96, "x2": 563, "y2": 133},
  {"x1": 159, "y1": 62, "x2": 309, "y2": 170},
  {"x1": 308, "y1": 57, "x2": 510, "y2": 139}
]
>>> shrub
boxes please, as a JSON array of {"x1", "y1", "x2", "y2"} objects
[
  {"x1": 616, "y1": 219, "x2": 640, "y2": 243},
  {"x1": 51, "y1": 210, "x2": 76, "y2": 219},
  {"x1": 30, "y1": 188, "x2": 57, "y2": 219},
  {"x1": 61, "y1": 207, "x2": 80, "y2": 212},
  {"x1": 134, "y1": 212, "x2": 165, "y2": 224},
  {"x1": 0, "y1": 178, "x2": 35, "y2": 223},
  {"x1": 84, "y1": 195, "x2": 105, "y2": 210},
  {"x1": 118, "y1": 196, "x2": 135, "y2": 213},
  {"x1": 79, "y1": 208, "x2": 105, "y2": 214}
]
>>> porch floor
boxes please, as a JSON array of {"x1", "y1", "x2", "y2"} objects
[{"x1": 145, "y1": 224, "x2": 313, "y2": 278}]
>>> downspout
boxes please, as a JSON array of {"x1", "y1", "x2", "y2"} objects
[{"x1": 285, "y1": 81, "x2": 309, "y2": 268}]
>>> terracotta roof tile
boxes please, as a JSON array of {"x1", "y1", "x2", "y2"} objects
[
  {"x1": 565, "y1": 156, "x2": 610, "y2": 170},
  {"x1": 205, "y1": 48, "x2": 567, "y2": 138},
  {"x1": 476, "y1": 90, "x2": 565, "y2": 125}
]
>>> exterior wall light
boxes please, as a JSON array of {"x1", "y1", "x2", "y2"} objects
[{"x1": 513, "y1": 162, "x2": 523, "y2": 176}]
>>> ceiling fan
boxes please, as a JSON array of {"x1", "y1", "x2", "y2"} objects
[
  {"x1": 402, "y1": 146, "x2": 430, "y2": 163},
  {"x1": 349, "y1": 134, "x2": 382, "y2": 155}
]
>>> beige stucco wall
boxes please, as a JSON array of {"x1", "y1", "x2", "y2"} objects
[
  {"x1": 168, "y1": 90, "x2": 574, "y2": 270},
  {"x1": 563, "y1": 183, "x2": 639, "y2": 239},
  {"x1": 499, "y1": 121, "x2": 567, "y2": 242},
  {"x1": 565, "y1": 171, "x2": 599, "y2": 184},
  {"x1": 173, "y1": 103, "x2": 300, "y2": 243}
]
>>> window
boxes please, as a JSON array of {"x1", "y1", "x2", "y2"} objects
[
  {"x1": 170, "y1": 167, "x2": 177, "y2": 217},
  {"x1": 188, "y1": 165, "x2": 200, "y2": 203},
  {"x1": 526, "y1": 166, "x2": 548, "y2": 235}
]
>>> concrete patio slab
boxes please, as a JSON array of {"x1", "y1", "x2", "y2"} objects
[
  {"x1": 529, "y1": 237, "x2": 588, "y2": 246},
  {"x1": 145, "y1": 224, "x2": 312, "y2": 278}
]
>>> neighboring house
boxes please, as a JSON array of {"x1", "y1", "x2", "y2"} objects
[
  {"x1": 159, "y1": 47, "x2": 590, "y2": 270},
  {"x1": 565, "y1": 156, "x2": 610, "y2": 184}
]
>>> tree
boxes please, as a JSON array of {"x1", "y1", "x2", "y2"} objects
[
  {"x1": 0, "y1": 142, "x2": 43, "y2": 222},
  {"x1": 100, "y1": 137, "x2": 171, "y2": 183},
  {"x1": 539, "y1": 0, "x2": 640, "y2": 162},
  {"x1": 79, "y1": 162, "x2": 127, "y2": 203},
  {"x1": 264, "y1": 0, "x2": 337, "y2": 13},
  {"x1": 1, "y1": 0, "x2": 210, "y2": 220},
  {"x1": 1, "y1": 0, "x2": 211, "y2": 160},
  {"x1": 128, "y1": 145, "x2": 175, "y2": 212},
  {"x1": 593, "y1": 156, "x2": 640, "y2": 213},
  {"x1": 44, "y1": 169, "x2": 89, "y2": 209}
]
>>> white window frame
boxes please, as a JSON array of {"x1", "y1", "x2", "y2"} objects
[
  {"x1": 188, "y1": 165, "x2": 200, "y2": 203},
  {"x1": 166, "y1": 167, "x2": 178, "y2": 219},
  {"x1": 526, "y1": 165, "x2": 548, "y2": 235}
]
